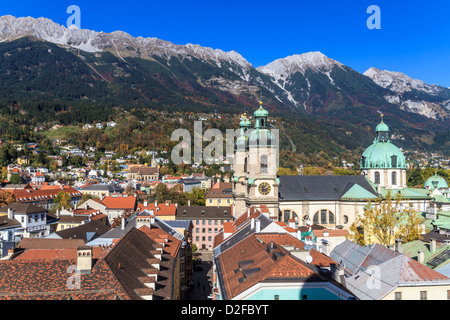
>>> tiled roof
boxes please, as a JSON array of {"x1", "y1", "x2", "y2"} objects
[
  {"x1": 205, "y1": 182, "x2": 233, "y2": 199},
  {"x1": 12, "y1": 186, "x2": 82, "y2": 202},
  {"x1": 176, "y1": 206, "x2": 232, "y2": 219},
  {"x1": 312, "y1": 229, "x2": 351, "y2": 238},
  {"x1": 56, "y1": 220, "x2": 110, "y2": 241},
  {"x1": 0, "y1": 203, "x2": 47, "y2": 215},
  {"x1": 0, "y1": 257, "x2": 130, "y2": 300},
  {"x1": 216, "y1": 234, "x2": 323, "y2": 300},
  {"x1": 17, "y1": 238, "x2": 86, "y2": 249},
  {"x1": 138, "y1": 202, "x2": 176, "y2": 217},
  {"x1": 102, "y1": 196, "x2": 137, "y2": 210},
  {"x1": 104, "y1": 228, "x2": 174, "y2": 300},
  {"x1": 256, "y1": 233, "x2": 337, "y2": 267}
]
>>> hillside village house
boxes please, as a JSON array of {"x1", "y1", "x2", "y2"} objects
[{"x1": 205, "y1": 181, "x2": 233, "y2": 207}]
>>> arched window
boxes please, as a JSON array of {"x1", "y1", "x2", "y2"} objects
[
  {"x1": 392, "y1": 171, "x2": 397, "y2": 185},
  {"x1": 244, "y1": 157, "x2": 248, "y2": 173},
  {"x1": 343, "y1": 215, "x2": 349, "y2": 224},
  {"x1": 375, "y1": 171, "x2": 380, "y2": 184},
  {"x1": 260, "y1": 155, "x2": 268, "y2": 174},
  {"x1": 313, "y1": 210, "x2": 335, "y2": 225}
]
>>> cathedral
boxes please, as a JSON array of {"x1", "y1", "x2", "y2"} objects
[{"x1": 232, "y1": 103, "x2": 434, "y2": 229}]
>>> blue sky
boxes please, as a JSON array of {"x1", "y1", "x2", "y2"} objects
[{"x1": 1, "y1": 0, "x2": 449, "y2": 87}]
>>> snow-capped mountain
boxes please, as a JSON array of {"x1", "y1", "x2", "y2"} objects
[
  {"x1": 0, "y1": 15, "x2": 252, "y2": 71},
  {"x1": 364, "y1": 67, "x2": 446, "y2": 96},
  {"x1": 364, "y1": 67, "x2": 450, "y2": 120},
  {"x1": 0, "y1": 14, "x2": 448, "y2": 124}
]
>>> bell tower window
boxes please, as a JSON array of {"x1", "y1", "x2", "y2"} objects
[
  {"x1": 260, "y1": 155, "x2": 268, "y2": 174},
  {"x1": 392, "y1": 171, "x2": 397, "y2": 185}
]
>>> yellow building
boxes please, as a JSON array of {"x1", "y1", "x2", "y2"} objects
[{"x1": 205, "y1": 182, "x2": 233, "y2": 207}]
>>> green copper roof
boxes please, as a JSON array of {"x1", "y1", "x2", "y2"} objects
[
  {"x1": 424, "y1": 175, "x2": 449, "y2": 189},
  {"x1": 361, "y1": 141, "x2": 407, "y2": 169},
  {"x1": 254, "y1": 105, "x2": 269, "y2": 117},
  {"x1": 378, "y1": 187, "x2": 433, "y2": 200},
  {"x1": 341, "y1": 183, "x2": 380, "y2": 200},
  {"x1": 375, "y1": 121, "x2": 389, "y2": 132}
]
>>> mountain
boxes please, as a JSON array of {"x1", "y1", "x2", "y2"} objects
[
  {"x1": 0, "y1": 14, "x2": 448, "y2": 151},
  {"x1": 364, "y1": 67, "x2": 450, "y2": 120}
]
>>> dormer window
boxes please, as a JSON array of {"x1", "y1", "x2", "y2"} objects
[{"x1": 391, "y1": 155, "x2": 397, "y2": 168}]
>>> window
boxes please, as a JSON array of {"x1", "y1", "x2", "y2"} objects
[
  {"x1": 420, "y1": 291, "x2": 427, "y2": 300},
  {"x1": 395, "y1": 292, "x2": 402, "y2": 300},
  {"x1": 391, "y1": 155, "x2": 397, "y2": 168},
  {"x1": 202, "y1": 228, "x2": 206, "y2": 233},
  {"x1": 208, "y1": 236, "x2": 212, "y2": 241},
  {"x1": 313, "y1": 210, "x2": 336, "y2": 225},
  {"x1": 392, "y1": 171, "x2": 397, "y2": 185},
  {"x1": 208, "y1": 228, "x2": 212, "y2": 233},
  {"x1": 274, "y1": 295, "x2": 279, "y2": 300},
  {"x1": 260, "y1": 155, "x2": 268, "y2": 174},
  {"x1": 202, "y1": 236, "x2": 205, "y2": 241},
  {"x1": 202, "y1": 220, "x2": 206, "y2": 225},
  {"x1": 375, "y1": 171, "x2": 380, "y2": 184},
  {"x1": 209, "y1": 199, "x2": 212, "y2": 204},
  {"x1": 196, "y1": 236, "x2": 199, "y2": 241},
  {"x1": 343, "y1": 215, "x2": 349, "y2": 224},
  {"x1": 218, "y1": 199, "x2": 221, "y2": 204},
  {"x1": 214, "y1": 220, "x2": 218, "y2": 225},
  {"x1": 195, "y1": 228, "x2": 199, "y2": 233},
  {"x1": 214, "y1": 228, "x2": 218, "y2": 233},
  {"x1": 227, "y1": 199, "x2": 230, "y2": 204},
  {"x1": 283, "y1": 210, "x2": 290, "y2": 223}
]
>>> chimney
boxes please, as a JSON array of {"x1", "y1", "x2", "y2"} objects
[
  {"x1": 165, "y1": 200, "x2": 170, "y2": 207},
  {"x1": 7, "y1": 207, "x2": 14, "y2": 220},
  {"x1": 255, "y1": 219, "x2": 261, "y2": 233},
  {"x1": 322, "y1": 229, "x2": 329, "y2": 237},
  {"x1": 188, "y1": 200, "x2": 191, "y2": 207},
  {"x1": 296, "y1": 230, "x2": 301, "y2": 240},
  {"x1": 417, "y1": 250, "x2": 424, "y2": 264},
  {"x1": 121, "y1": 217, "x2": 126, "y2": 231},
  {"x1": 395, "y1": 239, "x2": 403, "y2": 253},
  {"x1": 143, "y1": 200, "x2": 148, "y2": 207},
  {"x1": 154, "y1": 200, "x2": 158, "y2": 208},
  {"x1": 330, "y1": 263, "x2": 345, "y2": 284},
  {"x1": 84, "y1": 202, "x2": 88, "y2": 210},
  {"x1": 251, "y1": 218, "x2": 255, "y2": 230},
  {"x1": 77, "y1": 246, "x2": 93, "y2": 274},
  {"x1": 430, "y1": 238, "x2": 437, "y2": 253},
  {"x1": 321, "y1": 240, "x2": 330, "y2": 256}
]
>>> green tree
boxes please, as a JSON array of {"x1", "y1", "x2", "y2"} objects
[
  {"x1": 184, "y1": 187, "x2": 206, "y2": 206},
  {"x1": 9, "y1": 174, "x2": 21, "y2": 185}
]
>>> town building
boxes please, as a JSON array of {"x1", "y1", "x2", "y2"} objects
[{"x1": 205, "y1": 181, "x2": 233, "y2": 207}]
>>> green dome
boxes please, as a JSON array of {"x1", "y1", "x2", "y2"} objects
[
  {"x1": 376, "y1": 121, "x2": 389, "y2": 132},
  {"x1": 361, "y1": 116, "x2": 406, "y2": 169},
  {"x1": 424, "y1": 175, "x2": 449, "y2": 189},
  {"x1": 254, "y1": 105, "x2": 269, "y2": 118},
  {"x1": 361, "y1": 142, "x2": 407, "y2": 169}
]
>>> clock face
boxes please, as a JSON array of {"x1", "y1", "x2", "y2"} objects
[{"x1": 258, "y1": 182, "x2": 271, "y2": 196}]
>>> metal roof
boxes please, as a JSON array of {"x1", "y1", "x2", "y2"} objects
[{"x1": 278, "y1": 175, "x2": 378, "y2": 201}]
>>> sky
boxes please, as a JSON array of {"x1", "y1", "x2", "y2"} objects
[{"x1": 1, "y1": 0, "x2": 449, "y2": 87}]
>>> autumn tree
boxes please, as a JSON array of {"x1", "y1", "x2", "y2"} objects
[
  {"x1": 0, "y1": 190, "x2": 15, "y2": 207},
  {"x1": 53, "y1": 191, "x2": 72, "y2": 211},
  {"x1": 348, "y1": 191, "x2": 422, "y2": 247}
]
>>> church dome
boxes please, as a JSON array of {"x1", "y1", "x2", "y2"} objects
[
  {"x1": 360, "y1": 116, "x2": 407, "y2": 170},
  {"x1": 424, "y1": 174, "x2": 449, "y2": 189}
]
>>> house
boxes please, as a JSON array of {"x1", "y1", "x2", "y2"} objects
[
  {"x1": 80, "y1": 183, "x2": 124, "y2": 198},
  {"x1": 0, "y1": 203, "x2": 53, "y2": 239},
  {"x1": 136, "y1": 200, "x2": 177, "y2": 221},
  {"x1": 205, "y1": 181, "x2": 233, "y2": 207},
  {"x1": 180, "y1": 179, "x2": 202, "y2": 193},
  {"x1": 101, "y1": 195, "x2": 137, "y2": 223},
  {"x1": 12, "y1": 185, "x2": 82, "y2": 210},
  {"x1": 53, "y1": 220, "x2": 110, "y2": 242},
  {"x1": 330, "y1": 239, "x2": 450, "y2": 300},
  {"x1": 31, "y1": 171, "x2": 45, "y2": 186},
  {"x1": 176, "y1": 205, "x2": 233, "y2": 250},
  {"x1": 88, "y1": 211, "x2": 193, "y2": 299},
  {"x1": 0, "y1": 230, "x2": 164, "y2": 299},
  {"x1": 126, "y1": 165, "x2": 159, "y2": 181},
  {"x1": 212, "y1": 207, "x2": 355, "y2": 300}
]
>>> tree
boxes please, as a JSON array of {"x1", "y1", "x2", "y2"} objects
[
  {"x1": 0, "y1": 190, "x2": 15, "y2": 207},
  {"x1": 277, "y1": 167, "x2": 298, "y2": 175},
  {"x1": 184, "y1": 187, "x2": 206, "y2": 206},
  {"x1": 53, "y1": 191, "x2": 72, "y2": 211},
  {"x1": 348, "y1": 191, "x2": 422, "y2": 246},
  {"x1": 9, "y1": 174, "x2": 22, "y2": 185}
]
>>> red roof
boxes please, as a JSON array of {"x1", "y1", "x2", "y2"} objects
[
  {"x1": 102, "y1": 196, "x2": 137, "y2": 210},
  {"x1": 136, "y1": 202, "x2": 176, "y2": 217},
  {"x1": 13, "y1": 186, "x2": 82, "y2": 202}
]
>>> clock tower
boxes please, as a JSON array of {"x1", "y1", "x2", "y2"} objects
[{"x1": 232, "y1": 102, "x2": 279, "y2": 220}]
